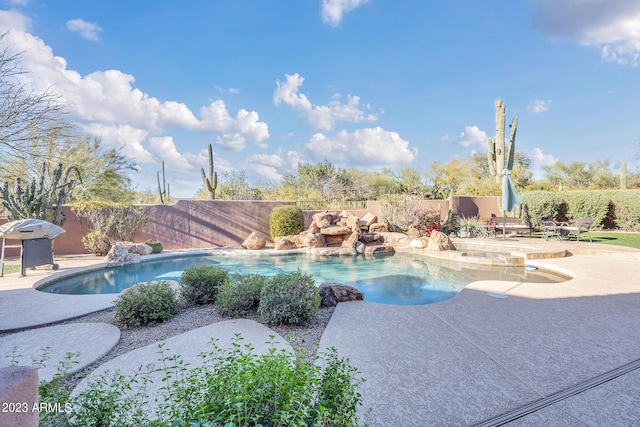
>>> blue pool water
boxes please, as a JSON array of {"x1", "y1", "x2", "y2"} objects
[{"x1": 37, "y1": 253, "x2": 564, "y2": 305}]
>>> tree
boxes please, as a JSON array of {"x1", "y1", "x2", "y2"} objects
[
  {"x1": 0, "y1": 33, "x2": 69, "y2": 157},
  {"x1": 543, "y1": 160, "x2": 617, "y2": 190},
  {"x1": 0, "y1": 135, "x2": 136, "y2": 203}
]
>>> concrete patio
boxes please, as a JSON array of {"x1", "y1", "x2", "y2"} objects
[{"x1": 0, "y1": 239, "x2": 639, "y2": 426}]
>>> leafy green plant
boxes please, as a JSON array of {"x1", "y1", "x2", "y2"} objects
[
  {"x1": 114, "y1": 281, "x2": 178, "y2": 327},
  {"x1": 258, "y1": 271, "x2": 320, "y2": 325},
  {"x1": 71, "y1": 201, "x2": 148, "y2": 255},
  {"x1": 521, "y1": 191, "x2": 564, "y2": 228},
  {"x1": 608, "y1": 191, "x2": 640, "y2": 231},
  {"x1": 216, "y1": 273, "x2": 269, "y2": 317},
  {"x1": 159, "y1": 336, "x2": 367, "y2": 426},
  {"x1": 269, "y1": 205, "x2": 305, "y2": 238},
  {"x1": 179, "y1": 265, "x2": 229, "y2": 305},
  {"x1": 558, "y1": 190, "x2": 610, "y2": 229}
]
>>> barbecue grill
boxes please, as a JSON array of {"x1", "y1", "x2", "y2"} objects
[{"x1": 0, "y1": 219, "x2": 66, "y2": 277}]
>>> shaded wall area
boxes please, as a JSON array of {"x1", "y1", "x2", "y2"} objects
[{"x1": 1, "y1": 197, "x2": 502, "y2": 256}]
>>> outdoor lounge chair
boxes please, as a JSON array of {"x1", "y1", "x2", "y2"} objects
[{"x1": 561, "y1": 217, "x2": 593, "y2": 242}]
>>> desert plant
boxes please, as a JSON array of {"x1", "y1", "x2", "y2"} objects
[
  {"x1": 144, "y1": 239, "x2": 163, "y2": 254},
  {"x1": 71, "y1": 201, "x2": 148, "y2": 255},
  {"x1": 0, "y1": 162, "x2": 80, "y2": 226},
  {"x1": 379, "y1": 195, "x2": 420, "y2": 233},
  {"x1": 200, "y1": 143, "x2": 218, "y2": 199},
  {"x1": 455, "y1": 215, "x2": 483, "y2": 237},
  {"x1": 609, "y1": 191, "x2": 640, "y2": 231},
  {"x1": 269, "y1": 205, "x2": 305, "y2": 238},
  {"x1": 216, "y1": 273, "x2": 269, "y2": 317},
  {"x1": 487, "y1": 98, "x2": 518, "y2": 182},
  {"x1": 114, "y1": 281, "x2": 178, "y2": 327},
  {"x1": 558, "y1": 190, "x2": 610, "y2": 229},
  {"x1": 258, "y1": 271, "x2": 320, "y2": 325},
  {"x1": 180, "y1": 265, "x2": 229, "y2": 305}
]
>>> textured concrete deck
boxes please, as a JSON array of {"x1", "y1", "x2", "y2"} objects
[
  {"x1": 319, "y1": 252, "x2": 640, "y2": 426},
  {"x1": 1, "y1": 241, "x2": 639, "y2": 425}
]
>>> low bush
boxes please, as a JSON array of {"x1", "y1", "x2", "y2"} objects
[
  {"x1": 114, "y1": 281, "x2": 178, "y2": 327},
  {"x1": 379, "y1": 195, "x2": 420, "y2": 232},
  {"x1": 40, "y1": 337, "x2": 367, "y2": 426},
  {"x1": 521, "y1": 191, "x2": 564, "y2": 228},
  {"x1": 609, "y1": 191, "x2": 640, "y2": 231},
  {"x1": 258, "y1": 271, "x2": 320, "y2": 325},
  {"x1": 180, "y1": 265, "x2": 229, "y2": 305},
  {"x1": 269, "y1": 205, "x2": 305, "y2": 238},
  {"x1": 409, "y1": 208, "x2": 441, "y2": 237},
  {"x1": 216, "y1": 273, "x2": 270, "y2": 317},
  {"x1": 72, "y1": 201, "x2": 148, "y2": 255},
  {"x1": 558, "y1": 190, "x2": 610, "y2": 229}
]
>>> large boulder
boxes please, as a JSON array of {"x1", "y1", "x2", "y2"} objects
[
  {"x1": 341, "y1": 231, "x2": 360, "y2": 248},
  {"x1": 369, "y1": 222, "x2": 388, "y2": 233},
  {"x1": 427, "y1": 231, "x2": 456, "y2": 251},
  {"x1": 320, "y1": 225, "x2": 352, "y2": 235},
  {"x1": 242, "y1": 231, "x2": 267, "y2": 250},
  {"x1": 364, "y1": 244, "x2": 395, "y2": 256},
  {"x1": 318, "y1": 283, "x2": 364, "y2": 307},
  {"x1": 106, "y1": 242, "x2": 151, "y2": 267},
  {"x1": 376, "y1": 232, "x2": 411, "y2": 247},
  {"x1": 361, "y1": 212, "x2": 377, "y2": 227},
  {"x1": 310, "y1": 247, "x2": 357, "y2": 256},
  {"x1": 274, "y1": 237, "x2": 294, "y2": 250}
]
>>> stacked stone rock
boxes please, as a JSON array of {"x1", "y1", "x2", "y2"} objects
[{"x1": 273, "y1": 211, "x2": 397, "y2": 256}]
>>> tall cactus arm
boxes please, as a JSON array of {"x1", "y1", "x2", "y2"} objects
[{"x1": 506, "y1": 117, "x2": 518, "y2": 171}]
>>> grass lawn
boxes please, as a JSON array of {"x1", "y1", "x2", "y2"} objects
[
  {"x1": 1, "y1": 264, "x2": 20, "y2": 275},
  {"x1": 589, "y1": 232, "x2": 640, "y2": 249}
]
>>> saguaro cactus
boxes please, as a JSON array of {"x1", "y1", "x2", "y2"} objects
[
  {"x1": 487, "y1": 99, "x2": 518, "y2": 181},
  {"x1": 621, "y1": 162, "x2": 627, "y2": 190},
  {"x1": 157, "y1": 161, "x2": 169, "y2": 204},
  {"x1": 200, "y1": 143, "x2": 218, "y2": 199}
]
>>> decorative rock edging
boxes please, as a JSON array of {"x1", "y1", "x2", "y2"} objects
[{"x1": 105, "y1": 242, "x2": 153, "y2": 267}]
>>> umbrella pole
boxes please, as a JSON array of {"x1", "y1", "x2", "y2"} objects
[{"x1": 503, "y1": 215, "x2": 507, "y2": 239}]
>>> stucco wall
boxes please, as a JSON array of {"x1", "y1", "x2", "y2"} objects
[{"x1": 1, "y1": 197, "x2": 505, "y2": 256}]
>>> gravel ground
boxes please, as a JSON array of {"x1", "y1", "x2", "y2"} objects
[{"x1": 57, "y1": 303, "x2": 334, "y2": 390}]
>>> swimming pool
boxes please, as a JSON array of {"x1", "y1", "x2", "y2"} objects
[{"x1": 37, "y1": 252, "x2": 565, "y2": 305}]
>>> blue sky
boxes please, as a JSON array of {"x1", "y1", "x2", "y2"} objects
[{"x1": 1, "y1": 0, "x2": 639, "y2": 197}]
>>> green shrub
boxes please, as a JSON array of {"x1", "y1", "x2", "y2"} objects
[
  {"x1": 216, "y1": 273, "x2": 270, "y2": 317},
  {"x1": 114, "y1": 281, "x2": 178, "y2": 327},
  {"x1": 144, "y1": 239, "x2": 163, "y2": 254},
  {"x1": 609, "y1": 191, "x2": 640, "y2": 231},
  {"x1": 180, "y1": 265, "x2": 229, "y2": 305},
  {"x1": 521, "y1": 191, "x2": 564, "y2": 228},
  {"x1": 558, "y1": 190, "x2": 610, "y2": 229},
  {"x1": 269, "y1": 205, "x2": 305, "y2": 238},
  {"x1": 72, "y1": 201, "x2": 148, "y2": 255},
  {"x1": 258, "y1": 271, "x2": 320, "y2": 325},
  {"x1": 50, "y1": 337, "x2": 366, "y2": 426}
]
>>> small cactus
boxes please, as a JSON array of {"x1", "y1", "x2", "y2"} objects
[{"x1": 200, "y1": 143, "x2": 218, "y2": 200}]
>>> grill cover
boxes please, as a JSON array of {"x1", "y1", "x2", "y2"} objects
[{"x1": 0, "y1": 219, "x2": 66, "y2": 240}]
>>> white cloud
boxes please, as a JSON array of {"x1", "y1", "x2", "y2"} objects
[
  {"x1": 321, "y1": 0, "x2": 370, "y2": 27},
  {"x1": 304, "y1": 127, "x2": 416, "y2": 167},
  {"x1": 440, "y1": 134, "x2": 450, "y2": 142},
  {"x1": 66, "y1": 19, "x2": 103, "y2": 41},
  {"x1": 7, "y1": 0, "x2": 30, "y2": 6},
  {"x1": 532, "y1": 0, "x2": 640, "y2": 65},
  {"x1": 531, "y1": 147, "x2": 558, "y2": 167},
  {"x1": 455, "y1": 125, "x2": 488, "y2": 147},
  {"x1": 528, "y1": 99, "x2": 552, "y2": 113},
  {"x1": 273, "y1": 73, "x2": 377, "y2": 130},
  {"x1": 241, "y1": 152, "x2": 297, "y2": 182},
  {"x1": 0, "y1": 11, "x2": 270, "y2": 162},
  {"x1": 148, "y1": 136, "x2": 193, "y2": 171}
]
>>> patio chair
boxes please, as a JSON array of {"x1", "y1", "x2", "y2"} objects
[{"x1": 561, "y1": 217, "x2": 593, "y2": 242}]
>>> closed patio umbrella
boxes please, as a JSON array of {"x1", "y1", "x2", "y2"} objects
[{"x1": 501, "y1": 169, "x2": 522, "y2": 238}]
